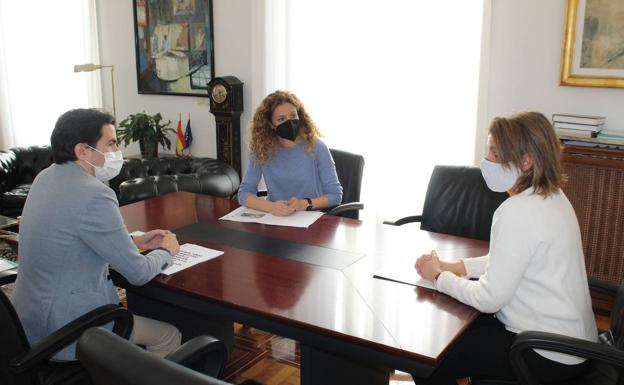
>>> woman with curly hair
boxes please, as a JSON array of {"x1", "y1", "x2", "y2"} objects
[{"x1": 237, "y1": 90, "x2": 342, "y2": 216}]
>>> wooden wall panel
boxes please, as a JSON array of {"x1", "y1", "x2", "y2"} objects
[{"x1": 562, "y1": 145, "x2": 624, "y2": 288}]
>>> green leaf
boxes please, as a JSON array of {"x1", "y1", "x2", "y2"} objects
[{"x1": 115, "y1": 111, "x2": 175, "y2": 152}]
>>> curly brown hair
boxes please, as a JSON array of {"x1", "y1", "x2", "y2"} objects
[
  {"x1": 488, "y1": 111, "x2": 566, "y2": 197},
  {"x1": 248, "y1": 90, "x2": 322, "y2": 165}
]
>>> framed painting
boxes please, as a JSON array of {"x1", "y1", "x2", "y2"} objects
[
  {"x1": 132, "y1": 0, "x2": 215, "y2": 96},
  {"x1": 560, "y1": 0, "x2": 624, "y2": 88}
]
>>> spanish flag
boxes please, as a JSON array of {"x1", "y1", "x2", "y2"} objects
[{"x1": 175, "y1": 113, "x2": 185, "y2": 156}]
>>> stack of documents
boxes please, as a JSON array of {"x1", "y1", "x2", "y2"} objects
[
  {"x1": 220, "y1": 206, "x2": 324, "y2": 228},
  {"x1": 161, "y1": 243, "x2": 223, "y2": 276},
  {"x1": 0, "y1": 257, "x2": 17, "y2": 272}
]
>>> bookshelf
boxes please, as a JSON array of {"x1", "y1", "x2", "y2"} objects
[{"x1": 560, "y1": 142, "x2": 624, "y2": 296}]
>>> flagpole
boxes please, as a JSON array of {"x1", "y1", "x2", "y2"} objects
[{"x1": 187, "y1": 112, "x2": 192, "y2": 156}]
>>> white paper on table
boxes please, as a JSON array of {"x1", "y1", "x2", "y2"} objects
[
  {"x1": 161, "y1": 243, "x2": 223, "y2": 276},
  {"x1": 0, "y1": 257, "x2": 17, "y2": 273},
  {"x1": 219, "y1": 206, "x2": 324, "y2": 228},
  {"x1": 373, "y1": 262, "x2": 436, "y2": 290}
]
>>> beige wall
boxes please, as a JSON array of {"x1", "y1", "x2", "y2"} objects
[
  {"x1": 476, "y1": 0, "x2": 624, "y2": 160},
  {"x1": 96, "y1": 0, "x2": 255, "y2": 161},
  {"x1": 97, "y1": 1, "x2": 624, "y2": 167}
]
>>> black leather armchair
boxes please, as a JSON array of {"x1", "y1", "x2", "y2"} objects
[
  {"x1": 325, "y1": 148, "x2": 365, "y2": 219},
  {"x1": 0, "y1": 146, "x2": 54, "y2": 217},
  {"x1": 474, "y1": 280, "x2": 624, "y2": 385},
  {"x1": 77, "y1": 327, "x2": 231, "y2": 385},
  {"x1": 384, "y1": 165, "x2": 508, "y2": 241},
  {"x1": 1, "y1": 270, "x2": 134, "y2": 385},
  {"x1": 109, "y1": 157, "x2": 240, "y2": 206}
]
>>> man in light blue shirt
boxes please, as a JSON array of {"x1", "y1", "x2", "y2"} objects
[{"x1": 12, "y1": 108, "x2": 181, "y2": 360}]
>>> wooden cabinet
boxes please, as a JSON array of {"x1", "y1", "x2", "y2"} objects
[{"x1": 561, "y1": 144, "x2": 624, "y2": 292}]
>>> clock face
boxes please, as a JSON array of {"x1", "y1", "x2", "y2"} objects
[{"x1": 211, "y1": 84, "x2": 228, "y2": 104}]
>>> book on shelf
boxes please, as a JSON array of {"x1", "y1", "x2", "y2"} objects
[
  {"x1": 562, "y1": 139, "x2": 624, "y2": 150},
  {"x1": 553, "y1": 121, "x2": 603, "y2": 132},
  {"x1": 555, "y1": 128, "x2": 598, "y2": 139},
  {"x1": 598, "y1": 129, "x2": 624, "y2": 139},
  {"x1": 552, "y1": 113, "x2": 606, "y2": 126}
]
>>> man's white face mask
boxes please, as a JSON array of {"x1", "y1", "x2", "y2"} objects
[
  {"x1": 480, "y1": 158, "x2": 521, "y2": 192},
  {"x1": 85, "y1": 145, "x2": 124, "y2": 181}
]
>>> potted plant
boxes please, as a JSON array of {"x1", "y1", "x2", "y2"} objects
[{"x1": 117, "y1": 112, "x2": 175, "y2": 158}]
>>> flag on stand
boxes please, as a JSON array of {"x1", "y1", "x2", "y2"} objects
[
  {"x1": 184, "y1": 113, "x2": 193, "y2": 154},
  {"x1": 175, "y1": 113, "x2": 185, "y2": 156}
]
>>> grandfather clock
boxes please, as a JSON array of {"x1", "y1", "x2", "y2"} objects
[{"x1": 207, "y1": 76, "x2": 244, "y2": 176}]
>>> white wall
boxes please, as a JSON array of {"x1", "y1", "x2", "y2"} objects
[
  {"x1": 98, "y1": 1, "x2": 624, "y2": 168},
  {"x1": 476, "y1": 0, "x2": 624, "y2": 159},
  {"x1": 96, "y1": 0, "x2": 255, "y2": 160}
]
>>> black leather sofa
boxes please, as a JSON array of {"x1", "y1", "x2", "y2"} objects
[
  {"x1": 0, "y1": 146, "x2": 54, "y2": 217},
  {"x1": 109, "y1": 157, "x2": 240, "y2": 206},
  {"x1": 0, "y1": 145, "x2": 240, "y2": 215}
]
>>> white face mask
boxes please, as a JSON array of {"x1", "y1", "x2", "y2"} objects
[
  {"x1": 480, "y1": 158, "x2": 521, "y2": 192},
  {"x1": 85, "y1": 146, "x2": 124, "y2": 181}
]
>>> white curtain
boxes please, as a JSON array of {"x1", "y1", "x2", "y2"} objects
[
  {"x1": 263, "y1": 0, "x2": 487, "y2": 223},
  {"x1": 0, "y1": 0, "x2": 101, "y2": 149}
]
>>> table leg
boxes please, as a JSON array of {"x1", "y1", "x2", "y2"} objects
[{"x1": 300, "y1": 344, "x2": 391, "y2": 385}]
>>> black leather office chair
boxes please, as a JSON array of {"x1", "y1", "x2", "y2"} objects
[
  {"x1": 325, "y1": 148, "x2": 365, "y2": 219},
  {"x1": 77, "y1": 327, "x2": 231, "y2": 385},
  {"x1": 384, "y1": 165, "x2": 508, "y2": 241},
  {"x1": 0, "y1": 270, "x2": 134, "y2": 385},
  {"x1": 473, "y1": 280, "x2": 624, "y2": 385}
]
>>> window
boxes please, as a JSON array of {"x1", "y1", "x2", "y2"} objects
[
  {"x1": 265, "y1": 1, "x2": 486, "y2": 222},
  {"x1": 0, "y1": 0, "x2": 100, "y2": 148}
]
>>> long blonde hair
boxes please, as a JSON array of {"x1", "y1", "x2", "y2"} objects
[
  {"x1": 248, "y1": 90, "x2": 321, "y2": 165},
  {"x1": 489, "y1": 111, "x2": 566, "y2": 197}
]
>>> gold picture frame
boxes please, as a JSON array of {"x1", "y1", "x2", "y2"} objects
[{"x1": 560, "y1": 0, "x2": 624, "y2": 88}]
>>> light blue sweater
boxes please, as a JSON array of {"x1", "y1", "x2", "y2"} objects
[
  {"x1": 11, "y1": 162, "x2": 172, "y2": 360},
  {"x1": 238, "y1": 139, "x2": 343, "y2": 207}
]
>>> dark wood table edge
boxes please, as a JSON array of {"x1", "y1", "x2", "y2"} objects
[{"x1": 112, "y1": 271, "x2": 438, "y2": 377}]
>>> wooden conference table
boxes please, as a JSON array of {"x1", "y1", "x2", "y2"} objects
[{"x1": 116, "y1": 192, "x2": 489, "y2": 385}]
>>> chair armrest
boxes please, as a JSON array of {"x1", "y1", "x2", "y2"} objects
[
  {"x1": 326, "y1": 202, "x2": 364, "y2": 217},
  {"x1": 11, "y1": 304, "x2": 133, "y2": 373},
  {"x1": 382, "y1": 215, "x2": 423, "y2": 226},
  {"x1": 0, "y1": 269, "x2": 18, "y2": 285},
  {"x1": 510, "y1": 331, "x2": 624, "y2": 385},
  {"x1": 165, "y1": 335, "x2": 228, "y2": 378},
  {"x1": 588, "y1": 277, "x2": 618, "y2": 297}
]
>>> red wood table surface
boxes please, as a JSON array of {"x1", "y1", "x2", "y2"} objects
[{"x1": 118, "y1": 192, "x2": 488, "y2": 384}]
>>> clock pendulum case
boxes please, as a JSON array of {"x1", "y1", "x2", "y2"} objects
[{"x1": 207, "y1": 76, "x2": 244, "y2": 176}]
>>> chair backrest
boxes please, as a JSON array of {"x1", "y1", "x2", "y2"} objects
[
  {"x1": 0, "y1": 290, "x2": 34, "y2": 385},
  {"x1": 77, "y1": 327, "x2": 231, "y2": 385},
  {"x1": 420, "y1": 165, "x2": 508, "y2": 241},
  {"x1": 329, "y1": 148, "x2": 365, "y2": 219},
  {"x1": 609, "y1": 281, "x2": 624, "y2": 351}
]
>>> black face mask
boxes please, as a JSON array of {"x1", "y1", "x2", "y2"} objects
[{"x1": 275, "y1": 119, "x2": 300, "y2": 141}]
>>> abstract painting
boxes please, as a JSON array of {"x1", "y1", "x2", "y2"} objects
[{"x1": 133, "y1": 0, "x2": 214, "y2": 96}]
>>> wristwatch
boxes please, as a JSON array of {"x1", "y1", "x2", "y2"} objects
[{"x1": 304, "y1": 198, "x2": 313, "y2": 211}]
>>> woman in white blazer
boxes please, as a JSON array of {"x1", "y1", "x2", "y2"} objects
[{"x1": 414, "y1": 112, "x2": 597, "y2": 384}]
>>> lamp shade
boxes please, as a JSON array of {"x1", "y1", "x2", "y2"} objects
[
  {"x1": 74, "y1": 63, "x2": 103, "y2": 72},
  {"x1": 72, "y1": 63, "x2": 116, "y2": 118}
]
